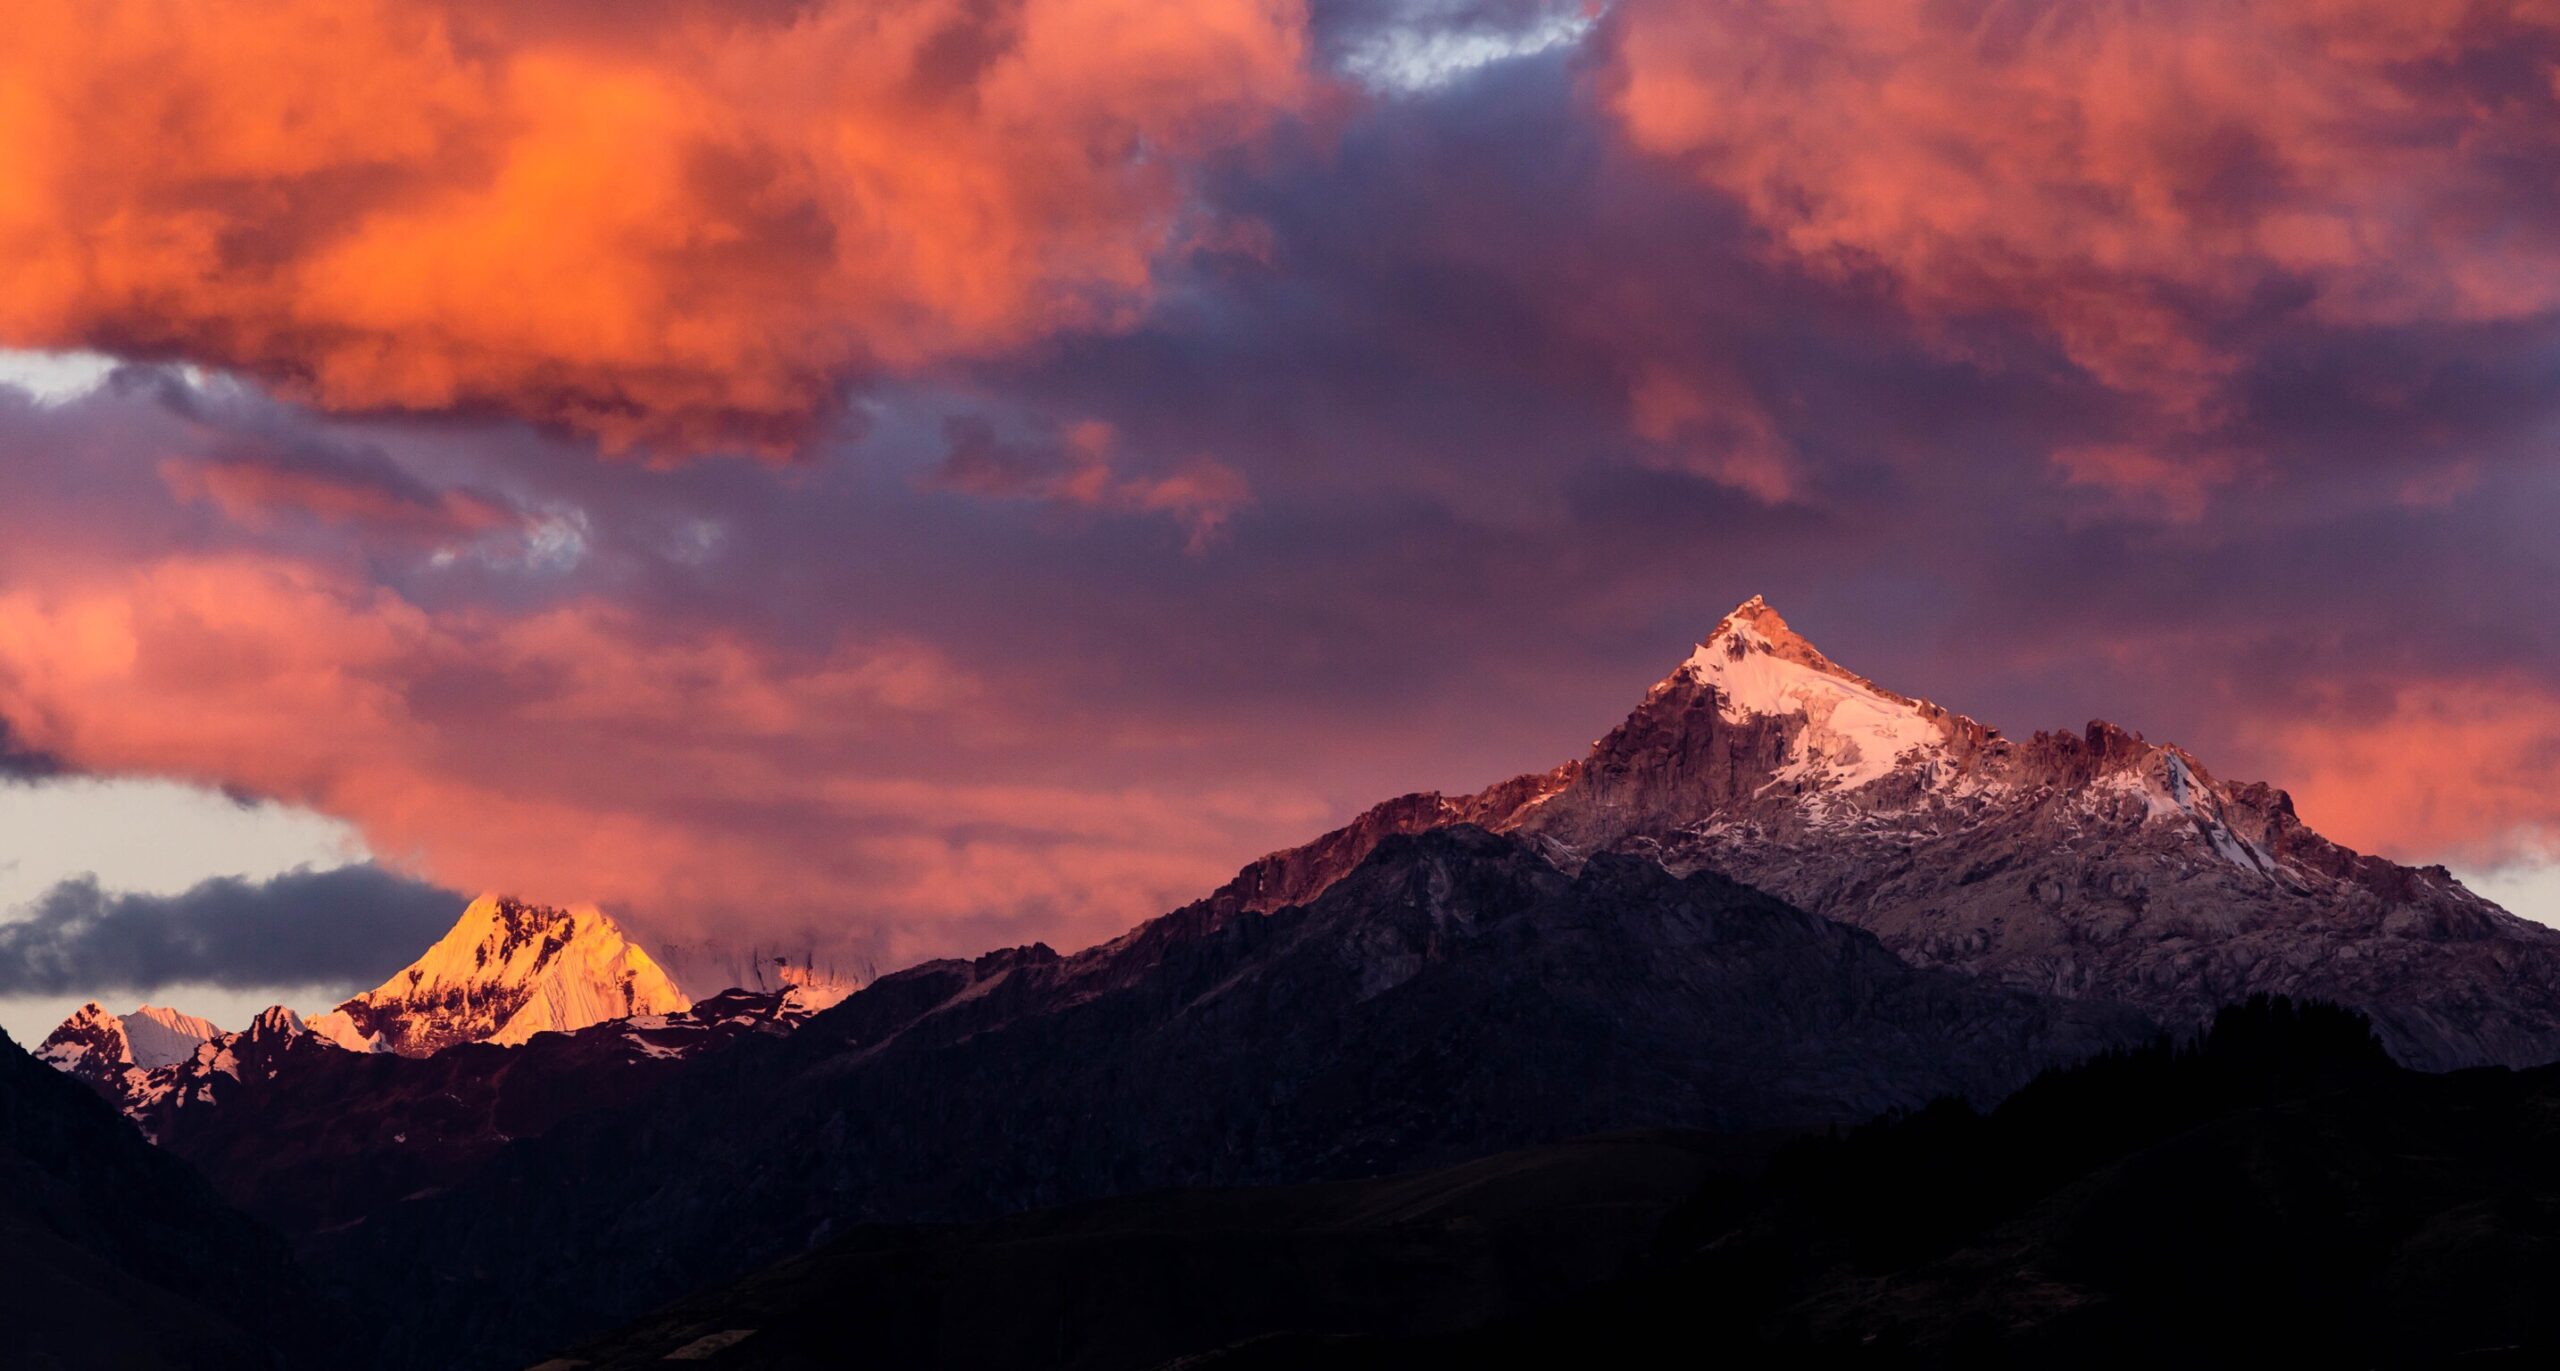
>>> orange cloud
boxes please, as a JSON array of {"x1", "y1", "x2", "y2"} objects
[
  {"x1": 1603, "y1": 0, "x2": 2560, "y2": 415},
  {"x1": 0, "y1": 0, "x2": 1312, "y2": 454},
  {"x1": 0, "y1": 553, "x2": 1330, "y2": 960},
  {"x1": 2250, "y1": 675, "x2": 2560, "y2": 869}
]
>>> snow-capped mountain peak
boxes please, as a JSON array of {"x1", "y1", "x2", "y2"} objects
[
  {"x1": 327, "y1": 894, "x2": 691, "y2": 1056},
  {"x1": 1681, "y1": 595, "x2": 1872, "y2": 686},
  {"x1": 1664, "y1": 596, "x2": 1956, "y2": 792},
  {"x1": 126, "y1": 1004, "x2": 226, "y2": 1068},
  {"x1": 1225, "y1": 595, "x2": 2559, "y2": 1068},
  {"x1": 37, "y1": 1002, "x2": 132, "y2": 1081},
  {"x1": 36, "y1": 1000, "x2": 227, "y2": 1093}
]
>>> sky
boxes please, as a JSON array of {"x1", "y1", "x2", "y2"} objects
[{"x1": 2, "y1": 0, "x2": 2557, "y2": 1043}]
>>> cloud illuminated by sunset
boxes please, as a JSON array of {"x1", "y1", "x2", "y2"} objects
[
  {"x1": 0, "y1": 0, "x2": 2555, "y2": 994},
  {"x1": 1603, "y1": 0, "x2": 2560, "y2": 415},
  {"x1": 0, "y1": 0, "x2": 1312, "y2": 454}
]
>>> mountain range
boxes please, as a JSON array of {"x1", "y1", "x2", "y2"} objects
[
  {"x1": 18, "y1": 596, "x2": 2560, "y2": 1368},
  {"x1": 37, "y1": 1002, "x2": 224, "y2": 1096},
  {"x1": 38, "y1": 893, "x2": 847, "y2": 1105},
  {"x1": 1226, "y1": 597, "x2": 2560, "y2": 1068}
]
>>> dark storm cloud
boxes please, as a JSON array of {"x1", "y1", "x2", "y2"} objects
[
  {"x1": 0, "y1": 718, "x2": 65, "y2": 782},
  {"x1": 0, "y1": 865, "x2": 466, "y2": 995}
]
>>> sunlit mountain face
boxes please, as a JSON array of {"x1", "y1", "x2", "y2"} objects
[{"x1": 2, "y1": 1, "x2": 2558, "y2": 1368}]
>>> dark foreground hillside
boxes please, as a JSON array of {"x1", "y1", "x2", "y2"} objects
[
  {"x1": 553, "y1": 997, "x2": 2560, "y2": 1370},
  {"x1": 1224, "y1": 997, "x2": 2560, "y2": 1369},
  {"x1": 551, "y1": 1131, "x2": 1777, "y2": 1370},
  {"x1": 0, "y1": 1028, "x2": 319, "y2": 1371}
]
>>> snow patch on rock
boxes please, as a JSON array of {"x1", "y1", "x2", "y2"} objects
[{"x1": 123, "y1": 1005, "x2": 225, "y2": 1069}]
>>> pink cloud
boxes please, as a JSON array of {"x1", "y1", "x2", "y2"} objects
[
  {"x1": 0, "y1": 552, "x2": 1329, "y2": 961},
  {"x1": 1626, "y1": 363, "x2": 1800, "y2": 503},
  {"x1": 2247, "y1": 675, "x2": 2560, "y2": 869},
  {"x1": 1603, "y1": 0, "x2": 2560, "y2": 424},
  {"x1": 2050, "y1": 444, "x2": 2254, "y2": 523}
]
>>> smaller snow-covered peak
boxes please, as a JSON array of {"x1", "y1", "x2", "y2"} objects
[
  {"x1": 650, "y1": 940, "x2": 871, "y2": 1003},
  {"x1": 776, "y1": 962, "x2": 858, "y2": 1015},
  {"x1": 37, "y1": 1001, "x2": 133, "y2": 1077},
  {"x1": 124, "y1": 1004, "x2": 225, "y2": 1069},
  {"x1": 37, "y1": 1001, "x2": 224, "y2": 1079}
]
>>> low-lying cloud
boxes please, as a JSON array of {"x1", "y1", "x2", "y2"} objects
[{"x1": 0, "y1": 863, "x2": 466, "y2": 995}]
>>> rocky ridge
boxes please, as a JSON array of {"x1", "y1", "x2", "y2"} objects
[{"x1": 1225, "y1": 596, "x2": 2560, "y2": 1068}]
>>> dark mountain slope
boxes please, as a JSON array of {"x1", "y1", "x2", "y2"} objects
[
  {"x1": 1211, "y1": 997, "x2": 2560, "y2": 1369},
  {"x1": 320, "y1": 826, "x2": 2150, "y2": 1370},
  {"x1": 133, "y1": 989, "x2": 820, "y2": 1238},
  {"x1": 0, "y1": 1027, "x2": 318, "y2": 1371},
  {"x1": 552, "y1": 997, "x2": 2548, "y2": 1371},
  {"x1": 552, "y1": 1132, "x2": 1766, "y2": 1371}
]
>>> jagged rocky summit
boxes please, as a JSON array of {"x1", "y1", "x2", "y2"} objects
[{"x1": 1222, "y1": 596, "x2": 2560, "y2": 1069}]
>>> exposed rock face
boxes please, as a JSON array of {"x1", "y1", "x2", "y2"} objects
[
  {"x1": 36, "y1": 1001, "x2": 145, "y2": 1094},
  {"x1": 326, "y1": 894, "x2": 691, "y2": 1056},
  {"x1": 1230, "y1": 597, "x2": 2560, "y2": 1070},
  {"x1": 322, "y1": 827, "x2": 2149, "y2": 1370}
]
